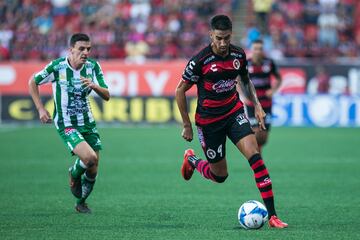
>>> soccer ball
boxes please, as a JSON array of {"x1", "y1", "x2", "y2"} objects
[{"x1": 238, "y1": 200, "x2": 268, "y2": 230}]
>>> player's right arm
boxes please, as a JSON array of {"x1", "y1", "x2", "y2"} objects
[
  {"x1": 29, "y1": 77, "x2": 51, "y2": 123},
  {"x1": 28, "y1": 61, "x2": 56, "y2": 123},
  {"x1": 175, "y1": 59, "x2": 200, "y2": 142},
  {"x1": 175, "y1": 80, "x2": 194, "y2": 142}
]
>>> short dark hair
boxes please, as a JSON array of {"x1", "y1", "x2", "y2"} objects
[
  {"x1": 252, "y1": 39, "x2": 264, "y2": 45},
  {"x1": 210, "y1": 15, "x2": 232, "y2": 31},
  {"x1": 70, "y1": 33, "x2": 90, "y2": 47}
]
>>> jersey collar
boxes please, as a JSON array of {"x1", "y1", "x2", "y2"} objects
[{"x1": 66, "y1": 57, "x2": 85, "y2": 72}]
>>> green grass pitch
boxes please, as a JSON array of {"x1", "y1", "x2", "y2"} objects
[{"x1": 0, "y1": 126, "x2": 359, "y2": 239}]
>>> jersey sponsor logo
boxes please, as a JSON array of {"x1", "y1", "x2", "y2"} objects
[
  {"x1": 212, "y1": 79, "x2": 236, "y2": 93},
  {"x1": 188, "y1": 61, "x2": 196, "y2": 70},
  {"x1": 53, "y1": 62, "x2": 67, "y2": 71},
  {"x1": 210, "y1": 64, "x2": 218, "y2": 72},
  {"x1": 203, "y1": 55, "x2": 215, "y2": 65},
  {"x1": 66, "y1": 107, "x2": 88, "y2": 116},
  {"x1": 230, "y1": 52, "x2": 242, "y2": 58},
  {"x1": 233, "y1": 59, "x2": 240, "y2": 70},
  {"x1": 259, "y1": 177, "x2": 272, "y2": 187},
  {"x1": 206, "y1": 148, "x2": 216, "y2": 159},
  {"x1": 59, "y1": 79, "x2": 67, "y2": 86}
]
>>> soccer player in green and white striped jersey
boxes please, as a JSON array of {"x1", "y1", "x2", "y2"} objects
[{"x1": 29, "y1": 33, "x2": 110, "y2": 213}]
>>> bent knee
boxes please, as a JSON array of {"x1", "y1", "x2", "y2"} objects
[{"x1": 83, "y1": 152, "x2": 98, "y2": 168}]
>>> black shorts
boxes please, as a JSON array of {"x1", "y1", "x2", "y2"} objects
[
  {"x1": 196, "y1": 109, "x2": 254, "y2": 163},
  {"x1": 244, "y1": 105, "x2": 272, "y2": 130}
]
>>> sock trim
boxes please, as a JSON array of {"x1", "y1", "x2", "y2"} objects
[{"x1": 78, "y1": 159, "x2": 87, "y2": 169}]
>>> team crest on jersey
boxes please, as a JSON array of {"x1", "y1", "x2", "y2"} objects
[
  {"x1": 262, "y1": 64, "x2": 271, "y2": 73},
  {"x1": 233, "y1": 59, "x2": 240, "y2": 70}
]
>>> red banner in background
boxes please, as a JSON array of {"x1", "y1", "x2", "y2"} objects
[
  {"x1": 0, "y1": 61, "x2": 308, "y2": 96},
  {"x1": 0, "y1": 61, "x2": 197, "y2": 96}
]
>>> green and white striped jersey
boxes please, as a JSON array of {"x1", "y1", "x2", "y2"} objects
[{"x1": 34, "y1": 57, "x2": 108, "y2": 130}]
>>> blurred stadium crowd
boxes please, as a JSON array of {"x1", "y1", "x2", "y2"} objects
[
  {"x1": 0, "y1": 0, "x2": 359, "y2": 61},
  {"x1": 246, "y1": 0, "x2": 360, "y2": 60}
]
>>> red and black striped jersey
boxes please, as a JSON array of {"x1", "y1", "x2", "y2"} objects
[
  {"x1": 182, "y1": 44, "x2": 249, "y2": 126},
  {"x1": 247, "y1": 57, "x2": 279, "y2": 108}
]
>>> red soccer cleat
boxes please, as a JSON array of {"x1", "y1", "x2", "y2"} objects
[
  {"x1": 181, "y1": 149, "x2": 196, "y2": 181},
  {"x1": 268, "y1": 216, "x2": 288, "y2": 228}
]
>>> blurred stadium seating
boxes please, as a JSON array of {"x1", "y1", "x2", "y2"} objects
[
  {"x1": 0, "y1": 0, "x2": 233, "y2": 61},
  {"x1": 244, "y1": 0, "x2": 360, "y2": 60},
  {"x1": 0, "y1": 0, "x2": 359, "y2": 61}
]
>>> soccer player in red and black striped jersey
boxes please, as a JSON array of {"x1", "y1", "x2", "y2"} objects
[
  {"x1": 244, "y1": 39, "x2": 282, "y2": 153},
  {"x1": 175, "y1": 15, "x2": 287, "y2": 228}
]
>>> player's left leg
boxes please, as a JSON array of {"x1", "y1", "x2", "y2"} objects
[
  {"x1": 228, "y1": 111, "x2": 287, "y2": 228},
  {"x1": 235, "y1": 135, "x2": 287, "y2": 228}
]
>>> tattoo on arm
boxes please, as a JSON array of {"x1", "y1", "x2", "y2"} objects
[{"x1": 239, "y1": 74, "x2": 260, "y2": 106}]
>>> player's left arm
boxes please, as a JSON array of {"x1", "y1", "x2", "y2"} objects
[
  {"x1": 81, "y1": 61, "x2": 110, "y2": 101},
  {"x1": 238, "y1": 55, "x2": 266, "y2": 130},
  {"x1": 265, "y1": 60, "x2": 282, "y2": 98}
]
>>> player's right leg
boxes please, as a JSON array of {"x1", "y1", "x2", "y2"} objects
[
  {"x1": 181, "y1": 125, "x2": 228, "y2": 183},
  {"x1": 59, "y1": 128, "x2": 88, "y2": 199}
]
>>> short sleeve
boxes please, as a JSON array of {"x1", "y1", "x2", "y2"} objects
[
  {"x1": 34, "y1": 61, "x2": 56, "y2": 85},
  {"x1": 93, "y1": 61, "x2": 108, "y2": 88},
  {"x1": 238, "y1": 52, "x2": 249, "y2": 77},
  {"x1": 182, "y1": 58, "x2": 201, "y2": 84}
]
